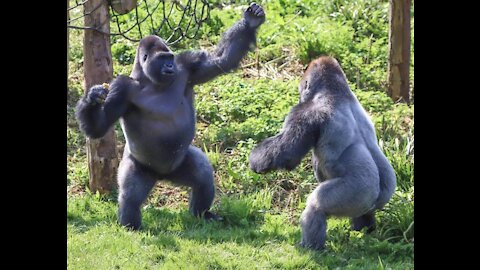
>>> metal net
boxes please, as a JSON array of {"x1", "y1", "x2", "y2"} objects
[{"x1": 67, "y1": 0, "x2": 210, "y2": 45}]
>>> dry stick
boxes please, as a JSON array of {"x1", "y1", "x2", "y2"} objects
[
  {"x1": 403, "y1": 221, "x2": 414, "y2": 242},
  {"x1": 198, "y1": 115, "x2": 211, "y2": 125},
  {"x1": 241, "y1": 55, "x2": 285, "y2": 69},
  {"x1": 284, "y1": 10, "x2": 302, "y2": 25},
  {"x1": 256, "y1": 49, "x2": 260, "y2": 77},
  {"x1": 277, "y1": 58, "x2": 292, "y2": 69}
]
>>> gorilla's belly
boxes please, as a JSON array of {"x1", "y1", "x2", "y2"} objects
[
  {"x1": 129, "y1": 139, "x2": 190, "y2": 174},
  {"x1": 121, "y1": 116, "x2": 195, "y2": 175}
]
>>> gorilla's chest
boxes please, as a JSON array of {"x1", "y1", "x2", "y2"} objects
[
  {"x1": 130, "y1": 83, "x2": 193, "y2": 121},
  {"x1": 121, "y1": 81, "x2": 196, "y2": 171},
  {"x1": 124, "y1": 80, "x2": 196, "y2": 143}
]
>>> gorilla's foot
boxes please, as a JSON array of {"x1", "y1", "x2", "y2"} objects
[
  {"x1": 203, "y1": 211, "x2": 224, "y2": 222},
  {"x1": 351, "y1": 213, "x2": 376, "y2": 233},
  {"x1": 298, "y1": 240, "x2": 326, "y2": 251},
  {"x1": 119, "y1": 219, "x2": 142, "y2": 231}
]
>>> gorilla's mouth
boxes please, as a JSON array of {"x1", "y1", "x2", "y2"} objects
[{"x1": 162, "y1": 69, "x2": 175, "y2": 76}]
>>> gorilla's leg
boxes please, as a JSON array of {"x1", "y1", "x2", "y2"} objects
[
  {"x1": 351, "y1": 212, "x2": 376, "y2": 233},
  {"x1": 300, "y1": 174, "x2": 378, "y2": 249},
  {"x1": 168, "y1": 146, "x2": 219, "y2": 220},
  {"x1": 312, "y1": 154, "x2": 326, "y2": 183},
  {"x1": 117, "y1": 155, "x2": 157, "y2": 230},
  {"x1": 300, "y1": 196, "x2": 327, "y2": 250}
]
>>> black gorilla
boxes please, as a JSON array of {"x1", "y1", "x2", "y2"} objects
[
  {"x1": 76, "y1": 3, "x2": 265, "y2": 230},
  {"x1": 249, "y1": 56, "x2": 396, "y2": 250}
]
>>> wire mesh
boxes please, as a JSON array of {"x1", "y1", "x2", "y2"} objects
[{"x1": 67, "y1": 0, "x2": 210, "y2": 45}]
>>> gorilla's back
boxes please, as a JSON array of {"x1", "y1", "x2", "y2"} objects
[{"x1": 350, "y1": 98, "x2": 397, "y2": 209}]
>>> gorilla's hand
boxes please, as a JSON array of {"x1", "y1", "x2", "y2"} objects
[
  {"x1": 244, "y1": 2, "x2": 265, "y2": 28},
  {"x1": 86, "y1": 85, "x2": 109, "y2": 105},
  {"x1": 249, "y1": 153, "x2": 272, "y2": 174},
  {"x1": 249, "y1": 134, "x2": 302, "y2": 173},
  {"x1": 249, "y1": 138, "x2": 275, "y2": 174}
]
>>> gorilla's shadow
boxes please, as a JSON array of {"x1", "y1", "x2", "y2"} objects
[
  {"x1": 292, "y1": 226, "x2": 411, "y2": 267},
  {"x1": 141, "y1": 207, "x2": 296, "y2": 248},
  {"x1": 67, "y1": 210, "x2": 117, "y2": 233},
  {"x1": 68, "y1": 202, "x2": 400, "y2": 266},
  {"x1": 67, "y1": 206, "x2": 181, "y2": 252},
  {"x1": 68, "y1": 200, "x2": 294, "y2": 248}
]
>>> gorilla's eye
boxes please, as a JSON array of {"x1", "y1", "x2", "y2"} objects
[{"x1": 143, "y1": 54, "x2": 148, "y2": 61}]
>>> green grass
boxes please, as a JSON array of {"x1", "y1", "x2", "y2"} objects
[
  {"x1": 68, "y1": 193, "x2": 413, "y2": 269},
  {"x1": 68, "y1": 0, "x2": 414, "y2": 268}
]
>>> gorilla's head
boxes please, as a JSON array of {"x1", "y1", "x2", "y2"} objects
[
  {"x1": 133, "y1": 35, "x2": 177, "y2": 85},
  {"x1": 299, "y1": 56, "x2": 349, "y2": 102}
]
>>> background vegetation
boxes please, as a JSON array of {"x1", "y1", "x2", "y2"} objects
[{"x1": 67, "y1": 0, "x2": 414, "y2": 268}]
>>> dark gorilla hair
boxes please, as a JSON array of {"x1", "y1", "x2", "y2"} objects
[
  {"x1": 249, "y1": 56, "x2": 396, "y2": 250},
  {"x1": 76, "y1": 3, "x2": 266, "y2": 230}
]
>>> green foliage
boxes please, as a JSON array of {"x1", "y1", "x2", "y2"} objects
[
  {"x1": 376, "y1": 190, "x2": 414, "y2": 243},
  {"x1": 199, "y1": 14, "x2": 225, "y2": 38},
  {"x1": 297, "y1": 20, "x2": 354, "y2": 64},
  {"x1": 294, "y1": 18, "x2": 388, "y2": 92},
  {"x1": 322, "y1": 0, "x2": 389, "y2": 39},
  {"x1": 354, "y1": 89, "x2": 394, "y2": 113},
  {"x1": 196, "y1": 76, "x2": 299, "y2": 146},
  {"x1": 111, "y1": 42, "x2": 136, "y2": 65},
  {"x1": 219, "y1": 190, "x2": 273, "y2": 226},
  {"x1": 208, "y1": 0, "x2": 252, "y2": 8},
  {"x1": 68, "y1": 0, "x2": 414, "y2": 268}
]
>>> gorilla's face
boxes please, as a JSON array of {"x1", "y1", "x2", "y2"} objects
[{"x1": 139, "y1": 36, "x2": 177, "y2": 85}]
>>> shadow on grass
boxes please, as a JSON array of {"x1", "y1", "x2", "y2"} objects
[
  {"x1": 67, "y1": 197, "x2": 294, "y2": 246},
  {"x1": 292, "y1": 225, "x2": 414, "y2": 267},
  {"x1": 67, "y1": 196, "x2": 413, "y2": 267},
  {"x1": 141, "y1": 206, "x2": 295, "y2": 248}
]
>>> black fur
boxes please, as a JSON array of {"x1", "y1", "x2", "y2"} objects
[
  {"x1": 76, "y1": 3, "x2": 266, "y2": 230},
  {"x1": 249, "y1": 56, "x2": 396, "y2": 250}
]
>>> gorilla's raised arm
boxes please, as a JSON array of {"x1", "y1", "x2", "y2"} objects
[
  {"x1": 76, "y1": 76, "x2": 137, "y2": 138},
  {"x1": 249, "y1": 101, "x2": 327, "y2": 173},
  {"x1": 177, "y1": 3, "x2": 265, "y2": 85}
]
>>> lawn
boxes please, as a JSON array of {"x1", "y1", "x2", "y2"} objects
[{"x1": 67, "y1": 0, "x2": 414, "y2": 269}]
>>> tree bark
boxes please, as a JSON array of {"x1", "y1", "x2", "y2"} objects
[
  {"x1": 67, "y1": 0, "x2": 69, "y2": 98},
  {"x1": 387, "y1": 0, "x2": 411, "y2": 103},
  {"x1": 83, "y1": 0, "x2": 118, "y2": 193}
]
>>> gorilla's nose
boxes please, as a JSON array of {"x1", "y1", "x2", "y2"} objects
[{"x1": 165, "y1": 63, "x2": 173, "y2": 68}]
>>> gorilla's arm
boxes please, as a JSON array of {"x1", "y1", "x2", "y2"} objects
[
  {"x1": 249, "y1": 102, "x2": 324, "y2": 173},
  {"x1": 76, "y1": 76, "x2": 134, "y2": 138},
  {"x1": 177, "y1": 3, "x2": 265, "y2": 85}
]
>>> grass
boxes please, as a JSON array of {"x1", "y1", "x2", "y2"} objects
[
  {"x1": 68, "y1": 193, "x2": 413, "y2": 269},
  {"x1": 68, "y1": 0, "x2": 414, "y2": 268}
]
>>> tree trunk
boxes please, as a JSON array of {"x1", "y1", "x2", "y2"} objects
[
  {"x1": 67, "y1": 0, "x2": 69, "y2": 98},
  {"x1": 387, "y1": 0, "x2": 411, "y2": 103},
  {"x1": 83, "y1": 0, "x2": 118, "y2": 193}
]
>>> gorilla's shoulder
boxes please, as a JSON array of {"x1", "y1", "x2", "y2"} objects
[
  {"x1": 110, "y1": 75, "x2": 141, "y2": 92},
  {"x1": 115, "y1": 75, "x2": 135, "y2": 82},
  {"x1": 176, "y1": 50, "x2": 207, "y2": 71},
  {"x1": 112, "y1": 75, "x2": 138, "y2": 85}
]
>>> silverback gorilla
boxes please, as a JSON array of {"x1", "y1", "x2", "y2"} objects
[
  {"x1": 249, "y1": 56, "x2": 396, "y2": 250},
  {"x1": 76, "y1": 3, "x2": 265, "y2": 230}
]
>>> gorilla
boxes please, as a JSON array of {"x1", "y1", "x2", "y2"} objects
[
  {"x1": 76, "y1": 3, "x2": 266, "y2": 230},
  {"x1": 249, "y1": 56, "x2": 396, "y2": 250}
]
